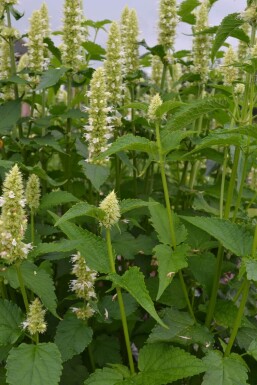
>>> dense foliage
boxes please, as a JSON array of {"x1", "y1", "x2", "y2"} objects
[{"x1": 1, "y1": 0, "x2": 257, "y2": 384}]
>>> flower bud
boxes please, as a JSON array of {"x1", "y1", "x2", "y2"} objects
[
  {"x1": 99, "y1": 190, "x2": 120, "y2": 228},
  {"x1": 22, "y1": 298, "x2": 47, "y2": 335}
]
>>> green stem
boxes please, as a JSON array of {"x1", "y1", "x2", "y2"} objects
[
  {"x1": 155, "y1": 122, "x2": 196, "y2": 321},
  {"x1": 224, "y1": 147, "x2": 240, "y2": 219},
  {"x1": 205, "y1": 245, "x2": 224, "y2": 327},
  {"x1": 232, "y1": 279, "x2": 246, "y2": 304},
  {"x1": 160, "y1": 63, "x2": 167, "y2": 93},
  {"x1": 31, "y1": 209, "x2": 35, "y2": 245},
  {"x1": 106, "y1": 229, "x2": 135, "y2": 374},
  {"x1": 220, "y1": 147, "x2": 228, "y2": 219},
  {"x1": 232, "y1": 154, "x2": 249, "y2": 222},
  {"x1": 15, "y1": 262, "x2": 29, "y2": 312},
  {"x1": 224, "y1": 279, "x2": 250, "y2": 356}
]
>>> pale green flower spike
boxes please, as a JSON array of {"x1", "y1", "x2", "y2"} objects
[
  {"x1": 221, "y1": 46, "x2": 239, "y2": 86},
  {"x1": 99, "y1": 190, "x2": 121, "y2": 228},
  {"x1": 234, "y1": 83, "x2": 245, "y2": 96},
  {"x1": 25, "y1": 174, "x2": 41, "y2": 211},
  {"x1": 241, "y1": 5, "x2": 257, "y2": 24},
  {"x1": 84, "y1": 67, "x2": 114, "y2": 164},
  {"x1": 70, "y1": 251, "x2": 97, "y2": 320},
  {"x1": 148, "y1": 93, "x2": 163, "y2": 122},
  {"x1": 70, "y1": 252, "x2": 97, "y2": 301},
  {"x1": 3, "y1": 0, "x2": 18, "y2": 6},
  {"x1": 0, "y1": 165, "x2": 32, "y2": 264},
  {"x1": 40, "y1": 2, "x2": 50, "y2": 38},
  {"x1": 61, "y1": 0, "x2": 86, "y2": 71},
  {"x1": 158, "y1": 0, "x2": 178, "y2": 51},
  {"x1": 104, "y1": 21, "x2": 123, "y2": 107},
  {"x1": 25, "y1": 10, "x2": 46, "y2": 80},
  {"x1": 192, "y1": 0, "x2": 210, "y2": 83},
  {"x1": 151, "y1": 56, "x2": 163, "y2": 90},
  {"x1": 120, "y1": 7, "x2": 140, "y2": 76},
  {"x1": 0, "y1": 39, "x2": 13, "y2": 100},
  {"x1": 22, "y1": 298, "x2": 47, "y2": 335}
]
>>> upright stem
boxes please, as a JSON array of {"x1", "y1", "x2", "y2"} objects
[
  {"x1": 155, "y1": 122, "x2": 195, "y2": 321},
  {"x1": 106, "y1": 229, "x2": 135, "y2": 374},
  {"x1": 31, "y1": 209, "x2": 35, "y2": 245},
  {"x1": 15, "y1": 262, "x2": 29, "y2": 312}
]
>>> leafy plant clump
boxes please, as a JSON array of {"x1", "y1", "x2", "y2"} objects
[{"x1": 1, "y1": 0, "x2": 257, "y2": 384}]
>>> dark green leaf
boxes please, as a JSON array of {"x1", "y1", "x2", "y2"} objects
[
  {"x1": 6, "y1": 343, "x2": 62, "y2": 385},
  {"x1": 91, "y1": 335, "x2": 122, "y2": 367},
  {"x1": 36, "y1": 68, "x2": 68, "y2": 90},
  {"x1": 39, "y1": 191, "x2": 79, "y2": 211},
  {"x1": 108, "y1": 267, "x2": 167, "y2": 328},
  {"x1": 202, "y1": 350, "x2": 248, "y2": 385},
  {"x1": 55, "y1": 313, "x2": 93, "y2": 362},
  {"x1": 178, "y1": 0, "x2": 200, "y2": 24},
  {"x1": 79, "y1": 161, "x2": 110, "y2": 191},
  {"x1": 0, "y1": 300, "x2": 23, "y2": 345},
  {"x1": 0, "y1": 99, "x2": 21, "y2": 133},
  {"x1": 211, "y1": 13, "x2": 244, "y2": 61},
  {"x1": 54, "y1": 202, "x2": 105, "y2": 226}
]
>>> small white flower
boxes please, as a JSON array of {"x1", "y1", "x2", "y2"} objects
[{"x1": 8, "y1": 191, "x2": 15, "y2": 199}]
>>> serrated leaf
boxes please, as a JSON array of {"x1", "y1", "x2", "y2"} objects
[
  {"x1": 188, "y1": 253, "x2": 216, "y2": 296},
  {"x1": 244, "y1": 259, "x2": 257, "y2": 281},
  {"x1": 49, "y1": 212, "x2": 110, "y2": 273},
  {"x1": 112, "y1": 232, "x2": 155, "y2": 260},
  {"x1": 0, "y1": 300, "x2": 23, "y2": 345},
  {"x1": 247, "y1": 339, "x2": 257, "y2": 361},
  {"x1": 202, "y1": 350, "x2": 248, "y2": 385},
  {"x1": 44, "y1": 37, "x2": 61, "y2": 62},
  {"x1": 61, "y1": 356, "x2": 89, "y2": 385},
  {"x1": 39, "y1": 190, "x2": 79, "y2": 211},
  {"x1": 178, "y1": 0, "x2": 200, "y2": 24},
  {"x1": 36, "y1": 67, "x2": 68, "y2": 90},
  {"x1": 97, "y1": 293, "x2": 138, "y2": 321},
  {"x1": 80, "y1": 162, "x2": 110, "y2": 191},
  {"x1": 214, "y1": 300, "x2": 245, "y2": 328},
  {"x1": 55, "y1": 313, "x2": 93, "y2": 362},
  {"x1": 55, "y1": 202, "x2": 105, "y2": 226},
  {"x1": 91, "y1": 335, "x2": 122, "y2": 367},
  {"x1": 189, "y1": 131, "x2": 245, "y2": 154},
  {"x1": 0, "y1": 99, "x2": 21, "y2": 133},
  {"x1": 165, "y1": 97, "x2": 229, "y2": 132},
  {"x1": 95, "y1": 134, "x2": 157, "y2": 161},
  {"x1": 149, "y1": 201, "x2": 187, "y2": 247},
  {"x1": 84, "y1": 366, "x2": 125, "y2": 385},
  {"x1": 138, "y1": 344, "x2": 205, "y2": 383},
  {"x1": 156, "y1": 101, "x2": 184, "y2": 117},
  {"x1": 148, "y1": 308, "x2": 194, "y2": 343},
  {"x1": 0, "y1": 261, "x2": 58, "y2": 317},
  {"x1": 120, "y1": 199, "x2": 157, "y2": 214},
  {"x1": 82, "y1": 41, "x2": 106, "y2": 58},
  {"x1": 6, "y1": 343, "x2": 62, "y2": 385},
  {"x1": 161, "y1": 129, "x2": 196, "y2": 155},
  {"x1": 108, "y1": 267, "x2": 167, "y2": 328},
  {"x1": 211, "y1": 13, "x2": 244, "y2": 61},
  {"x1": 154, "y1": 243, "x2": 189, "y2": 299},
  {"x1": 29, "y1": 240, "x2": 80, "y2": 259},
  {"x1": 180, "y1": 216, "x2": 253, "y2": 257}
]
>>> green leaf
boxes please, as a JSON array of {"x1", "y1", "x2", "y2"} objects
[
  {"x1": 49, "y1": 212, "x2": 110, "y2": 273},
  {"x1": 178, "y1": 0, "x2": 200, "y2": 24},
  {"x1": 202, "y1": 350, "x2": 248, "y2": 385},
  {"x1": 55, "y1": 313, "x2": 93, "y2": 362},
  {"x1": 188, "y1": 253, "x2": 216, "y2": 296},
  {"x1": 120, "y1": 199, "x2": 157, "y2": 214},
  {"x1": 180, "y1": 216, "x2": 253, "y2": 257},
  {"x1": 36, "y1": 67, "x2": 68, "y2": 90},
  {"x1": 121, "y1": 102, "x2": 148, "y2": 112},
  {"x1": 29, "y1": 240, "x2": 80, "y2": 260},
  {"x1": 61, "y1": 356, "x2": 89, "y2": 385},
  {"x1": 0, "y1": 99, "x2": 21, "y2": 133},
  {"x1": 148, "y1": 307, "x2": 194, "y2": 343},
  {"x1": 44, "y1": 37, "x2": 61, "y2": 62},
  {"x1": 6, "y1": 343, "x2": 62, "y2": 385},
  {"x1": 156, "y1": 101, "x2": 184, "y2": 117},
  {"x1": 211, "y1": 13, "x2": 244, "y2": 61},
  {"x1": 95, "y1": 135, "x2": 157, "y2": 161},
  {"x1": 0, "y1": 300, "x2": 23, "y2": 345},
  {"x1": 154, "y1": 243, "x2": 189, "y2": 299},
  {"x1": 165, "y1": 97, "x2": 229, "y2": 131},
  {"x1": 244, "y1": 259, "x2": 257, "y2": 281},
  {"x1": 39, "y1": 191, "x2": 79, "y2": 211},
  {"x1": 80, "y1": 162, "x2": 110, "y2": 191},
  {"x1": 189, "y1": 131, "x2": 245, "y2": 154},
  {"x1": 161, "y1": 129, "x2": 196, "y2": 155},
  {"x1": 55, "y1": 202, "x2": 105, "y2": 227},
  {"x1": 83, "y1": 19, "x2": 112, "y2": 30},
  {"x1": 97, "y1": 294, "x2": 138, "y2": 321},
  {"x1": 91, "y1": 335, "x2": 122, "y2": 367},
  {"x1": 1, "y1": 261, "x2": 58, "y2": 317},
  {"x1": 108, "y1": 267, "x2": 167, "y2": 328},
  {"x1": 247, "y1": 339, "x2": 257, "y2": 361},
  {"x1": 149, "y1": 201, "x2": 187, "y2": 247},
  {"x1": 112, "y1": 233, "x2": 155, "y2": 260},
  {"x1": 84, "y1": 366, "x2": 126, "y2": 385},
  {"x1": 82, "y1": 41, "x2": 106, "y2": 58},
  {"x1": 136, "y1": 343, "x2": 205, "y2": 384},
  {"x1": 214, "y1": 300, "x2": 244, "y2": 328}
]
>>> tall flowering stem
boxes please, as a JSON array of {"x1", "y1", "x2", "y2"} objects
[
  {"x1": 22, "y1": 298, "x2": 47, "y2": 344},
  {"x1": 148, "y1": 95, "x2": 196, "y2": 321},
  {"x1": 25, "y1": 174, "x2": 41, "y2": 245},
  {"x1": 99, "y1": 191, "x2": 135, "y2": 374}
]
